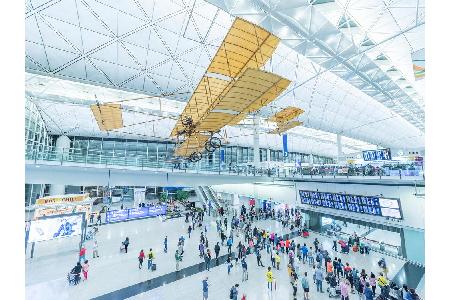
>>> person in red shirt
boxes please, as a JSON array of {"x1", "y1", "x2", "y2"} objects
[
  {"x1": 285, "y1": 239, "x2": 291, "y2": 252},
  {"x1": 138, "y1": 249, "x2": 145, "y2": 269},
  {"x1": 79, "y1": 246, "x2": 86, "y2": 262}
]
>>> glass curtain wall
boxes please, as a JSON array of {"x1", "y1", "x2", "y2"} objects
[{"x1": 25, "y1": 98, "x2": 53, "y2": 153}]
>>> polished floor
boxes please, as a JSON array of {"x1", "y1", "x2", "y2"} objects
[{"x1": 26, "y1": 212, "x2": 423, "y2": 300}]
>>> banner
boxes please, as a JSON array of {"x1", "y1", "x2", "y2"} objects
[
  {"x1": 106, "y1": 205, "x2": 167, "y2": 223},
  {"x1": 28, "y1": 214, "x2": 83, "y2": 243},
  {"x1": 36, "y1": 194, "x2": 89, "y2": 205},
  {"x1": 220, "y1": 149, "x2": 225, "y2": 162},
  {"x1": 282, "y1": 134, "x2": 288, "y2": 157}
]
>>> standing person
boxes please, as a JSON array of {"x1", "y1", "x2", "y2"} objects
[
  {"x1": 199, "y1": 242, "x2": 205, "y2": 258},
  {"x1": 79, "y1": 245, "x2": 86, "y2": 262},
  {"x1": 364, "y1": 282, "x2": 374, "y2": 300},
  {"x1": 266, "y1": 267, "x2": 274, "y2": 291},
  {"x1": 230, "y1": 284, "x2": 239, "y2": 300},
  {"x1": 123, "y1": 237, "x2": 130, "y2": 253},
  {"x1": 227, "y1": 255, "x2": 233, "y2": 275},
  {"x1": 89, "y1": 213, "x2": 94, "y2": 224},
  {"x1": 175, "y1": 250, "x2": 182, "y2": 271},
  {"x1": 164, "y1": 236, "x2": 168, "y2": 253},
  {"x1": 188, "y1": 225, "x2": 192, "y2": 238},
  {"x1": 275, "y1": 252, "x2": 281, "y2": 270},
  {"x1": 301, "y1": 272, "x2": 310, "y2": 300},
  {"x1": 227, "y1": 237, "x2": 233, "y2": 254},
  {"x1": 96, "y1": 213, "x2": 101, "y2": 225},
  {"x1": 314, "y1": 266, "x2": 324, "y2": 293},
  {"x1": 82, "y1": 260, "x2": 89, "y2": 281},
  {"x1": 241, "y1": 258, "x2": 248, "y2": 282},
  {"x1": 92, "y1": 240, "x2": 99, "y2": 258},
  {"x1": 204, "y1": 251, "x2": 211, "y2": 271},
  {"x1": 214, "y1": 242, "x2": 220, "y2": 261},
  {"x1": 369, "y1": 272, "x2": 377, "y2": 295},
  {"x1": 301, "y1": 244, "x2": 308, "y2": 264},
  {"x1": 202, "y1": 277, "x2": 209, "y2": 300},
  {"x1": 339, "y1": 279, "x2": 350, "y2": 300},
  {"x1": 138, "y1": 249, "x2": 145, "y2": 269},
  {"x1": 147, "y1": 248, "x2": 154, "y2": 271},
  {"x1": 256, "y1": 251, "x2": 265, "y2": 267}
]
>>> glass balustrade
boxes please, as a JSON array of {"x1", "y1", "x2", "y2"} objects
[{"x1": 25, "y1": 146, "x2": 424, "y2": 180}]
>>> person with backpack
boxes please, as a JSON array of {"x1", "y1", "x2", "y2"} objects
[
  {"x1": 229, "y1": 284, "x2": 239, "y2": 300},
  {"x1": 147, "y1": 248, "x2": 154, "y2": 271},
  {"x1": 364, "y1": 282, "x2": 374, "y2": 300},
  {"x1": 123, "y1": 237, "x2": 130, "y2": 253},
  {"x1": 301, "y1": 244, "x2": 308, "y2": 264},
  {"x1": 301, "y1": 272, "x2": 310, "y2": 300},
  {"x1": 138, "y1": 249, "x2": 145, "y2": 269},
  {"x1": 266, "y1": 267, "x2": 274, "y2": 291},
  {"x1": 202, "y1": 277, "x2": 209, "y2": 300}
]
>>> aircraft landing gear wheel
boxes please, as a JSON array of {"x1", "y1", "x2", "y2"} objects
[
  {"x1": 205, "y1": 143, "x2": 215, "y2": 153},
  {"x1": 208, "y1": 136, "x2": 221, "y2": 149},
  {"x1": 188, "y1": 152, "x2": 202, "y2": 162}
]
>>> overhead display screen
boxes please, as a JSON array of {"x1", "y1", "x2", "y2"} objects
[
  {"x1": 299, "y1": 190, "x2": 402, "y2": 219},
  {"x1": 362, "y1": 148, "x2": 391, "y2": 161},
  {"x1": 28, "y1": 214, "x2": 83, "y2": 243}
]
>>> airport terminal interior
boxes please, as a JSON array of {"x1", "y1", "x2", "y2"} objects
[{"x1": 24, "y1": 0, "x2": 425, "y2": 299}]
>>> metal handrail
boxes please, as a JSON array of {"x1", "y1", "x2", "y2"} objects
[{"x1": 25, "y1": 147, "x2": 425, "y2": 181}]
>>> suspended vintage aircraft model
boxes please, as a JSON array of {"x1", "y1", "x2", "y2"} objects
[
  {"x1": 89, "y1": 18, "x2": 301, "y2": 163},
  {"x1": 170, "y1": 17, "x2": 292, "y2": 162}
]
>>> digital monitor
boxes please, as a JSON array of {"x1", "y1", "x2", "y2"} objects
[
  {"x1": 298, "y1": 190, "x2": 402, "y2": 219},
  {"x1": 362, "y1": 148, "x2": 391, "y2": 161}
]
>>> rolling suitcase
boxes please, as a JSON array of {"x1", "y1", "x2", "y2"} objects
[{"x1": 151, "y1": 264, "x2": 157, "y2": 271}]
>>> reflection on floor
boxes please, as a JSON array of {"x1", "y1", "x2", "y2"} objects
[{"x1": 25, "y1": 213, "x2": 423, "y2": 300}]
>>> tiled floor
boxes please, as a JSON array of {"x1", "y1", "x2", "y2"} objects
[{"x1": 25, "y1": 213, "x2": 420, "y2": 300}]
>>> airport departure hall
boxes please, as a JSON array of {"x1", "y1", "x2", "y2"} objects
[{"x1": 24, "y1": 0, "x2": 425, "y2": 299}]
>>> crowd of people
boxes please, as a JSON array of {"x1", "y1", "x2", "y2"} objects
[{"x1": 67, "y1": 202, "x2": 421, "y2": 300}]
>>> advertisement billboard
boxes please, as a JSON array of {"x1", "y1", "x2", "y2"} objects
[
  {"x1": 28, "y1": 214, "x2": 83, "y2": 243},
  {"x1": 362, "y1": 149, "x2": 391, "y2": 161},
  {"x1": 106, "y1": 205, "x2": 167, "y2": 223}
]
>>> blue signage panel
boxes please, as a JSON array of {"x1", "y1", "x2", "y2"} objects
[
  {"x1": 105, "y1": 209, "x2": 129, "y2": 223},
  {"x1": 106, "y1": 205, "x2": 167, "y2": 223},
  {"x1": 128, "y1": 207, "x2": 149, "y2": 219},
  {"x1": 362, "y1": 148, "x2": 391, "y2": 161},
  {"x1": 299, "y1": 190, "x2": 402, "y2": 219},
  {"x1": 282, "y1": 134, "x2": 288, "y2": 157}
]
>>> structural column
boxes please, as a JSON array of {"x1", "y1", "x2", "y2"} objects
[
  {"x1": 50, "y1": 135, "x2": 71, "y2": 196},
  {"x1": 253, "y1": 115, "x2": 260, "y2": 167},
  {"x1": 336, "y1": 133, "x2": 343, "y2": 163},
  {"x1": 309, "y1": 153, "x2": 314, "y2": 167}
]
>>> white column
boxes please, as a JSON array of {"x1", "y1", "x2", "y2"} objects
[
  {"x1": 309, "y1": 153, "x2": 314, "y2": 167},
  {"x1": 336, "y1": 134, "x2": 343, "y2": 163},
  {"x1": 253, "y1": 115, "x2": 260, "y2": 167},
  {"x1": 266, "y1": 148, "x2": 271, "y2": 167},
  {"x1": 50, "y1": 135, "x2": 71, "y2": 196}
]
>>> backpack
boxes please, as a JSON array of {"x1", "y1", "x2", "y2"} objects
[{"x1": 316, "y1": 254, "x2": 320, "y2": 262}]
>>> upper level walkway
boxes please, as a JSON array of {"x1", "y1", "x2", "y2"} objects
[{"x1": 26, "y1": 148, "x2": 425, "y2": 187}]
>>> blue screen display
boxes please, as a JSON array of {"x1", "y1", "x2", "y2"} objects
[
  {"x1": 362, "y1": 148, "x2": 391, "y2": 161},
  {"x1": 299, "y1": 190, "x2": 401, "y2": 219},
  {"x1": 106, "y1": 205, "x2": 167, "y2": 223}
]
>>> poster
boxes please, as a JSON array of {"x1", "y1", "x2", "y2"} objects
[
  {"x1": 36, "y1": 194, "x2": 89, "y2": 205},
  {"x1": 28, "y1": 215, "x2": 83, "y2": 243}
]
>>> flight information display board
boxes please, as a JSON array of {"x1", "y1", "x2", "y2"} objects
[
  {"x1": 299, "y1": 190, "x2": 402, "y2": 219},
  {"x1": 362, "y1": 148, "x2": 391, "y2": 161}
]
